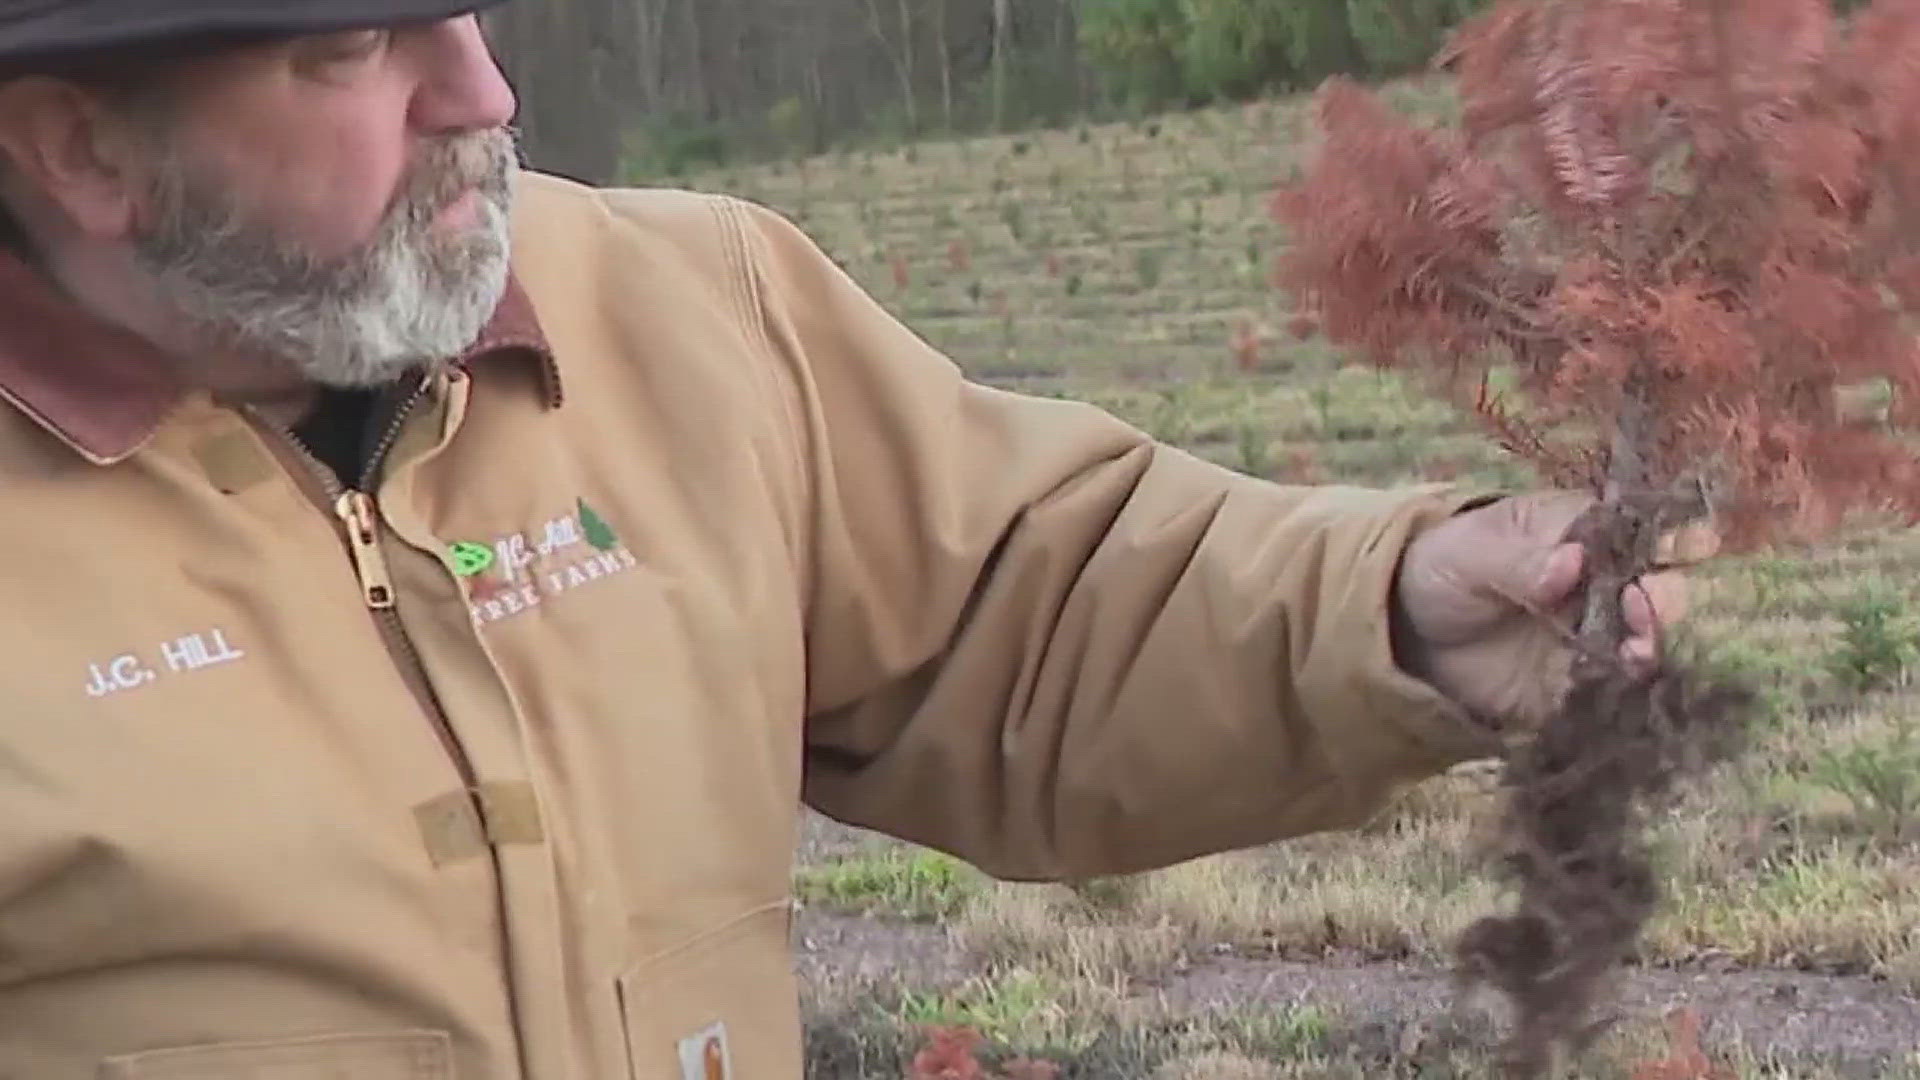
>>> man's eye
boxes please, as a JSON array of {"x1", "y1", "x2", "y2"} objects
[{"x1": 306, "y1": 29, "x2": 390, "y2": 64}]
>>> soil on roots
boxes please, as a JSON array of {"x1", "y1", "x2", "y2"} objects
[{"x1": 1455, "y1": 494, "x2": 1757, "y2": 1077}]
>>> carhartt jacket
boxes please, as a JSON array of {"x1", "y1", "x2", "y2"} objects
[{"x1": 0, "y1": 170, "x2": 1496, "y2": 1078}]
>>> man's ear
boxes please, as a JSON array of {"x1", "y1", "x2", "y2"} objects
[{"x1": 0, "y1": 77, "x2": 148, "y2": 240}]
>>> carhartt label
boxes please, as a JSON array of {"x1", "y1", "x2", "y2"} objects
[
  {"x1": 85, "y1": 628, "x2": 246, "y2": 698},
  {"x1": 677, "y1": 1021, "x2": 730, "y2": 1080}
]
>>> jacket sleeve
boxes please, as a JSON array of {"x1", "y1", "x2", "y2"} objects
[{"x1": 726, "y1": 196, "x2": 1501, "y2": 881}]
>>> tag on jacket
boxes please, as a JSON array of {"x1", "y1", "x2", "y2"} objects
[{"x1": 678, "y1": 1021, "x2": 731, "y2": 1080}]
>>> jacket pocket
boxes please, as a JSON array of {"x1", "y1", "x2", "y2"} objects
[
  {"x1": 616, "y1": 900, "x2": 803, "y2": 1080},
  {"x1": 97, "y1": 1030, "x2": 453, "y2": 1079}
]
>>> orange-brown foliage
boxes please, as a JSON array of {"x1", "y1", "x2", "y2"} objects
[
  {"x1": 1630, "y1": 1009, "x2": 1738, "y2": 1080},
  {"x1": 1274, "y1": 3, "x2": 1920, "y2": 1074},
  {"x1": 908, "y1": 1027, "x2": 987, "y2": 1080},
  {"x1": 1274, "y1": 0, "x2": 1920, "y2": 551},
  {"x1": 905, "y1": 1027, "x2": 1059, "y2": 1080},
  {"x1": 1232, "y1": 316, "x2": 1264, "y2": 371}
]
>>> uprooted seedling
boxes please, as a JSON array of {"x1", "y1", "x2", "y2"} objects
[
  {"x1": 1273, "y1": 0, "x2": 1920, "y2": 1072},
  {"x1": 1455, "y1": 495, "x2": 1754, "y2": 1075}
]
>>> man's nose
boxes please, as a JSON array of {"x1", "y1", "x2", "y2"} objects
[{"x1": 409, "y1": 15, "x2": 518, "y2": 135}]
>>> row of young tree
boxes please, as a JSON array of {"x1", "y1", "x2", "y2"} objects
[{"x1": 481, "y1": 0, "x2": 1493, "y2": 183}]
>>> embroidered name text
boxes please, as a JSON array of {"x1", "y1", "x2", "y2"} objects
[{"x1": 86, "y1": 628, "x2": 247, "y2": 699}]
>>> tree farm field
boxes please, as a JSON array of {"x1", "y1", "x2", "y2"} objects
[{"x1": 683, "y1": 80, "x2": 1920, "y2": 1078}]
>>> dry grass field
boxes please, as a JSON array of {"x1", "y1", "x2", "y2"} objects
[{"x1": 682, "y1": 79, "x2": 1920, "y2": 1078}]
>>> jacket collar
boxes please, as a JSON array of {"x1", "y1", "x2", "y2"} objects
[{"x1": 0, "y1": 251, "x2": 561, "y2": 466}]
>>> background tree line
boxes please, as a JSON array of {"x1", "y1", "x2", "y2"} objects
[
  {"x1": 483, "y1": 0, "x2": 1494, "y2": 183},
  {"x1": 485, "y1": 0, "x2": 1886, "y2": 185}
]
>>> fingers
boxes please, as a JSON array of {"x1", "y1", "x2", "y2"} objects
[
  {"x1": 1618, "y1": 570, "x2": 1688, "y2": 674},
  {"x1": 1654, "y1": 521, "x2": 1721, "y2": 569},
  {"x1": 1463, "y1": 492, "x2": 1591, "y2": 610},
  {"x1": 1531, "y1": 543, "x2": 1586, "y2": 606},
  {"x1": 1618, "y1": 634, "x2": 1658, "y2": 675},
  {"x1": 1503, "y1": 490, "x2": 1597, "y2": 543},
  {"x1": 1623, "y1": 570, "x2": 1688, "y2": 636},
  {"x1": 1531, "y1": 549, "x2": 1688, "y2": 639}
]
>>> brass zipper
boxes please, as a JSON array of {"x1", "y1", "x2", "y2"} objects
[
  {"x1": 358, "y1": 375, "x2": 433, "y2": 491},
  {"x1": 337, "y1": 491, "x2": 397, "y2": 609},
  {"x1": 247, "y1": 375, "x2": 538, "y2": 1080},
  {"x1": 243, "y1": 381, "x2": 477, "y2": 789}
]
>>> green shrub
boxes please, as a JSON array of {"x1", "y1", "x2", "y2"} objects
[
  {"x1": 1178, "y1": 0, "x2": 1296, "y2": 101},
  {"x1": 1826, "y1": 583, "x2": 1920, "y2": 693},
  {"x1": 1276, "y1": 0, "x2": 1362, "y2": 83},
  {"x1": 1346, "y1": 0, "x2": 1486, "y2": 74},
  {"x1": 1810, "y1": 725, "x2": 1920, "y2": 843},
  {"x1": 619, "y1": 113, "x2": 731, "y2": 181},
  {"x1": 1080, "y1": 0, "x2": 1192, "y2": 110},
  {"x1": 1087, "y1": 0, "x2": 1356, "y2": 106}
]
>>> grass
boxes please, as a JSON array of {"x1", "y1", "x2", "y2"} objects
[
  {"x1": 684, "y1": 79, "x2": 1920, "y2": 1077},
  {"x1": 796, "y1": 845, "x2": 985, "y2": 922},
  {"x1": 804, "y1": 978, "x2": 1920, "y2": 1079}
]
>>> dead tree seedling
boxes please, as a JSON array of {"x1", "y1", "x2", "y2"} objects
[{"x1": 1273, "y1": 0, "x2": 1920, "y2": 1073}]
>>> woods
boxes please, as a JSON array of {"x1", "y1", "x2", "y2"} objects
[
  {"x1": 481, "y1": 0, "x2": 1489, "y2": 182},
  {"x1": 483, "y1": 0, "x2": 1076, "y2": 180}
]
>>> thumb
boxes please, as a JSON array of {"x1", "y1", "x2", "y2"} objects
[
  {"x1": 1518, "y1": 542, "x2": 1585, "y2": 609},
  {"x1": 1480, "y1": 489, "x2": 1592, "y2": 609}
]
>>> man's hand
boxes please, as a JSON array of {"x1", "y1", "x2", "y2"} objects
[{"x1": 1391, "y1": 491, "x2": 1716, "y2": 729}]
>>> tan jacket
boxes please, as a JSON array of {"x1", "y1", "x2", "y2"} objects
[{"x1": 0, "y1": 170, "x2": 1494, "y2": 1078}]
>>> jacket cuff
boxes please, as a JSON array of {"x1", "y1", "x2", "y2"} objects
[{"x1": 1295, "y1": 486, "x2": 1507, "y2": 800}]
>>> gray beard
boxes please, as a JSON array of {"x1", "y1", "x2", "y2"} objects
[{"x1": 129, "y1": 127, "x2": 518, "y2": 389}]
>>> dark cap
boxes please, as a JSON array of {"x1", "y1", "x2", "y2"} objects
[{"x1": 0, "y1": 0, "x2": 509, "y2": 71}]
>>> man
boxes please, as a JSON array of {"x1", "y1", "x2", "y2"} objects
[{"x1": 0, "y1": 2, "x2": 1690, "y2": 1078}]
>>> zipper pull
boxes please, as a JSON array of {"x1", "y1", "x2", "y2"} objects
[{"x1": 335, "y1": 491, "x2": 397, "y2": 610}]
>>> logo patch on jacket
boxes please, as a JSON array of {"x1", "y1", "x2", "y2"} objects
[
  {"x1": 678, "y1": 1020, "x2": 731, "y2": 1080},
  {"x1": 454, "y1": 497, "x2": 638, "y2": 626}
]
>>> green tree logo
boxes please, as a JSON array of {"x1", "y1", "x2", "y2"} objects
[
  {"x1": 578, "y1": 498, "x2": 620, "y2": 552},
  {"x1": 449, "y1": 541, "x2": 496, "y2": 577}
]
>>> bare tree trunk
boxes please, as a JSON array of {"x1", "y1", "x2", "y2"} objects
[
  {"x1": 1056, "y1": 0, "x2": 1083, "y2": 114},
  {"x1": 805, "y1": 54, "x2": 830, "y2": 154},
  {"x1": 486, "y1": 0, "x2": 641, "y2": 184},
  {"x1": 935, "y1": 0, "x2": 953, "y2": 131},
  {"x1": 863, "y1": 0, "x2": 920, "y2": 135},
  {"x1": 633, "y1": 0, "x2": 671, "y2": 113},
  {"x1": 678, "y1": 0, "x2": 708, "y2": 120},
  {"x1": 897, "y1": 0, "x2": 918, "y2": 127},
  {"x1": 991, "y1": 0, "x2": 1011, "y2": 131}
]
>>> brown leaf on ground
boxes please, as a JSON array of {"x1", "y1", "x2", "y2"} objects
[{"x1": 1629, "y1": 1008, "x2": 1738, "y2": 1080}]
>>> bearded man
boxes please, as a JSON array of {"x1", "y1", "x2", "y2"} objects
[{"x1": 0, "y1": 3, "x2": 1694, "y2": 1078}]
